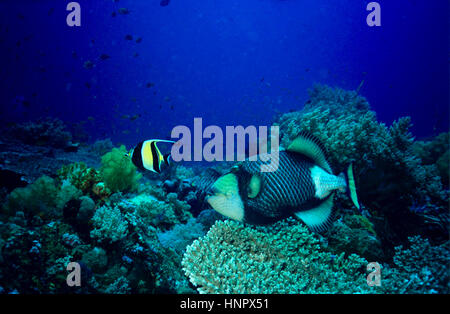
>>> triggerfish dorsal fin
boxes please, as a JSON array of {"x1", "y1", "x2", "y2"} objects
[
  {"x1": 287, "y1": 131, "x2": 333, "y2": 173},
  {"x1": 294, "y1": 193, "x2": 334, "y2": 233}
]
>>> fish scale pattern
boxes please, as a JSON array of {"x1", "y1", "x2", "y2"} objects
[{"x1": 243, "y1": 151, "x2": 316, "y2": 218}]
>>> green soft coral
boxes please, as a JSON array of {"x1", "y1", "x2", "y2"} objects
[{"x1": 100, "y1": 145, "x2": 142, "y2": 193}]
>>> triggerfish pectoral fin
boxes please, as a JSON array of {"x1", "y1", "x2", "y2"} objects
[{"x1": 130, "y1": 139, "x2": 175, "y2": 173}]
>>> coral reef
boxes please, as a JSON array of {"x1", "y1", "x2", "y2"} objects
[
  {"x1": 413, "y1": 132, "x2": 449, "y2": 187},
  {"x1": 57, "y1": 162, "x2": 102, "y2": 196},
  {"x1": 183, "y1": 219, "x2": 449, "y2": 294},
  {"x1": 157, "y1": 218, "x2": 206, "y2": 254},
  {"x1": 100, "y1": 146, "x2": 142, "y2": 193},
  {"x1": 275, "y1": 85, "x2": 448, "y2": 250},
  {"x1": 0, "y1": 85, "x2": 447, "y2": 295},
  {"x1": 89, "y1": 138, "x2": 114, "y2": 158},
  {"x1": 8, "y1": 118, "x2": 73, "y2": 148},
  {"x1": 182, "y1": 219, "x2": 372, "y2": 294},
  {"x1": 276, "y1": 85, "x2": 445, "y2": 206},
  {"x1": 0, "y1": 140, "x2": 198, "y2": 293},
  {"x1": 3, "y1": 175, "x2": 59, "y2": 218},
  {"x1": 327, "y1": 216, "x2": 384, "y2": 262},
  {"x1": 90, "y1": 205, "x2": 129, "y2": 243},
  {"x1": 380, "y1": 236, "x2": 449, "y2": 293}
]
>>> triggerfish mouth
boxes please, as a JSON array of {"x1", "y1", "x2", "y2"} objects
[{"x1": 206, "y1": 131, "x2": 360, "y2": 233}]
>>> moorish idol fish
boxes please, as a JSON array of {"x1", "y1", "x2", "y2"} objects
[
  {"x1": 206, "y1": 131, "x2": 361, "y2": 233},
  {"x1": 128, "y1": 139, "x2": 175, "y2": 173}
]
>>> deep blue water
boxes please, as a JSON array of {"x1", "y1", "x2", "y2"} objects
[{"x1": 1, "y1": 0, "x2": 448, "y2": 146}]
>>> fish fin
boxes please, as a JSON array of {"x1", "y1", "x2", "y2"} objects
[
  {"x1": 163, "y1": 153, "x2": 171, "y2": 165},
  {"x1": 152, "y1": 139, "x2": 176, "y2": 145},
  {"x1": 294, "y1": 194, "x2": 334, "y2": 233},
  {"x1": 344, "y1": 163, "x2": 361, "y2": 212},
  {"x1": 152, "y1": 140, "x2": 175, "y2": 172},
  {"x1": 287, "y1": 131, "x2": 332, "y2": 173}
]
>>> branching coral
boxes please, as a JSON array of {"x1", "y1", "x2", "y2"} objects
[
  {"x1": 90, "y1": 205, "x2": 129, "y2": 243},
  {"x1": 182, "y1": 218, "x2": 373, "y2": 294},
  {"x1": 380, "y1": 236, "x2": 450, "y2": 294}
]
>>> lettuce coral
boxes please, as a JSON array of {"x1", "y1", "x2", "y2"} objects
[
  {"x1": 182, "y1": 218, "x2": 373, "y2": 294},
  {"x1": 100, "y1": 146, "x2": 142, "y2": 193}
]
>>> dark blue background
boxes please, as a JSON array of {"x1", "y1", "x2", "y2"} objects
[{"x1": 1, "y1": 0, "x2": 448, "y2": 146}]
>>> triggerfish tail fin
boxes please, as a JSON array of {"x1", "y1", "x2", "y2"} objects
[{"x1": 345, "y1": 163, "x2": 361, "y2": 212}]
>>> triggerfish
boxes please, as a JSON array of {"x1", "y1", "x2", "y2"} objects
[
  {"x1": 206, "y1": 131, "x2": 361, "y2": 232},
  {"x1": 128, "y1": 139, "x2": 174, "y2": 173}
]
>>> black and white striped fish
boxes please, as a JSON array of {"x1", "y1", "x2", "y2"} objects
[
  {"x1": 205, "y1": 131, "x2": 360, "y2": 232},
  {"x1": 128, "y1": 139, "x2": 174, "y2": 173}
]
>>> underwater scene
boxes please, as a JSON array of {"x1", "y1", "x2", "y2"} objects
[{"x1": 0, "y1": 0, "x2": 449, "y2": 296}]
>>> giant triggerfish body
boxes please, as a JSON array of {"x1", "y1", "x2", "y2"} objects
[{"x1": 206, "y1": 131, "x2": 360, "y2": 232}]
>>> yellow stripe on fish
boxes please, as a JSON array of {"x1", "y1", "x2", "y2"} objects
[{"x1": 130, "y1": 139, "x2": 174, "y2": 173}]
